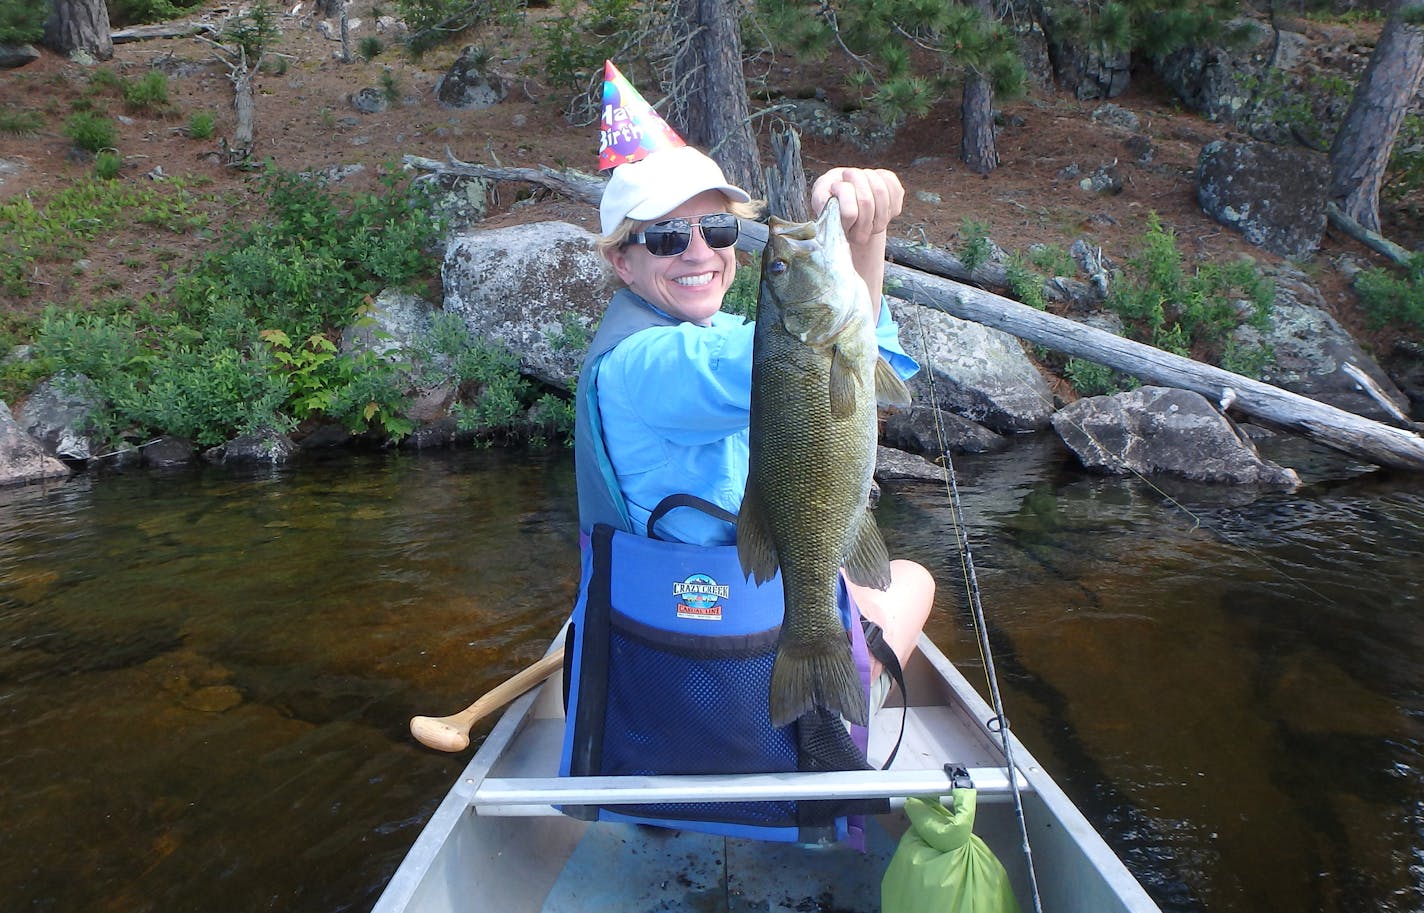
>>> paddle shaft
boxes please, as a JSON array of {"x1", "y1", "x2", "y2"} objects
[{"x1": 410, "y1": 647, "x2": 565, "y2": 752}]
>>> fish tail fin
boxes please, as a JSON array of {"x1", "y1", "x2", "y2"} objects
[{"x1": 769, "y1": 635, "x2": 869, "y2": 728}]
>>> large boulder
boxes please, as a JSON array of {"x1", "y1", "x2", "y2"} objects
[
  {"x1": 1038, "y1": 0, "x2": 1131, "y2": 98},
  {"x1": 442, "y1": 221, "x2": 611, "y2": 388},
  {"x1": 1154, "y1": 17, "x2": 1368, "y2": 147},
  {"x1": 1052, "y1": 386, "x2": 1299, "y2": 488},
  {"x1": 1197, "y1": 140, "x2": 1329, "y2": 257},
  {"x1": 886, "y1": 299, "x2": 1055, "y2": 436},
  {"x1": 1, "y1": 401, "x2": 71, "y2": 487},
  {"x1": 17, "y1": 373, "x2": 104, "y2": 462},
  {"x1": 1245, "y1": 266, "x2": 1412, "y2": 422},
  {"x1": 435, "y1": 46, "x2": 508, "y2": 109}
]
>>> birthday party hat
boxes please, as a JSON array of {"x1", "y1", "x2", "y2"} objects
[{"x1": 598, "y1": 60, "x2": 686, "y2": 171}]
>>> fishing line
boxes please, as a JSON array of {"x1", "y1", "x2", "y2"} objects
[{"x1": 908, "y1": 301, "x2": 1046, "y2": 913}]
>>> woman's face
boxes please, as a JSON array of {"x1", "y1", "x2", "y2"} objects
[{"x1": 606, "y1": 190, "x2": 736, "y2": 326}]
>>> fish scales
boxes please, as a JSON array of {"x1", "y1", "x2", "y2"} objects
[{"x1": 737, "y1": 198, "x2": 911, "y2": 728}]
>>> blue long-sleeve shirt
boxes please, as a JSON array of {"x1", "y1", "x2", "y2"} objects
[{"x1": 595, "y1": 300, "x2": 919, "y2": 546}]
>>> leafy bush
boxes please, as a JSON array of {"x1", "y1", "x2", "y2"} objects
[
  {"x1": 16, "y1": 168, "x2": 445, "y2": 448},
  {"x1": 64, "y1": 112, "x2": 119, "y2": 153},
  {"x1": 359, "y1": 36, "x2": 384, "y2": 61},
  {"x1": 1355, "y1": 253, "x2": 1424, "y2": 331},
  {"x1": 957, "y1": 219, "x2": 995, "y2": 270},
  {"x1": 0, "y1": 0, "x2": 46, "y2": 44},
  {"x1": 122, "y1": 71, "x2": 171, "y2": 114},
  {"x1": 187, "y1": 110, "x2": 216, "y2": 139},
  {"x1": 0, "y1": 107, "x2": 44, "y2": 136},
  {"x1": 108, "y1": 0, "x2": 207, "y2": 28},
  {"x1": 1108, "y1": 213, "x2": 1273, "y2": 366},
  {"x1": 1064, "y1": 357, "x2": 1134, "y2": 397},
  {"x1": 94, "y1": 150, "x2": 123, "y2": 179}
]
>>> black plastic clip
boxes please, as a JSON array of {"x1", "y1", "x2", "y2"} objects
[{"x1": 944, "y1": 763, "x2": 974, "y2": 790}]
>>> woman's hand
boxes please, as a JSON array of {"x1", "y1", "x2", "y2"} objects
[
  {"x1": 809, "y1": 167, "x2": 905, "y2": 248},
  {"x1": 810, "y1": 168, "x2": 904, "y2": 316}
]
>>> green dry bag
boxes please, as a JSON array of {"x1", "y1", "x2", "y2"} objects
[{"x1": 881, "y1": 790, "x2": 1022, "y2": 913}]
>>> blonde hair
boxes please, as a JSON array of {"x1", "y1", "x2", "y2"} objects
[{"x1": 597, "y1": 197, "x2": 765, "y2": 259}]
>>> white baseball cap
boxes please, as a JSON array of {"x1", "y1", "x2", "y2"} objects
[{"x1": 599, "y1": 145, "x2": 751, "y2": 236}]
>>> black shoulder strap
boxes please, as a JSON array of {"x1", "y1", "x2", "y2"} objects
[
  {"x1": 862, "y1": 620, "x2": 908, "y2": 769},
  {"x1": 646, "y1": 493, "x2": 738, "y2": 540}
]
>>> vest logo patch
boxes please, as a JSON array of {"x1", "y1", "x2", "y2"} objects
[{"x1": 673, "y1": 574, "x2": 730, "y2": 620}]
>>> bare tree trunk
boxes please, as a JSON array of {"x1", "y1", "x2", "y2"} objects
[
  {"x1": 765, "y1": 126, "x2": 811, "y2": 221},
  {"x1": 960, "y1": 73, "x2": 999, "y2": 174},
  {"x1": 669, "y1": 0, "x2": 764, "y2": 198},
  {"x1": 1328, "y1": 0, "x2": 1424, "y2": 232},
  {"x1": 314, "y1": 0, "x2": 341, "y2": 17},
  {"x1": 43, "y1": 0, "x2": 113, "y2": 61},
  {"x1": 230, "y1": 63, "x2": 257, "y2": 161},
  {"x1": 339, "y1": 2, "x2": 353, "y2": 63},
  {"x1": 960, "y1": 0, "x2": 999, "y2": 174}
]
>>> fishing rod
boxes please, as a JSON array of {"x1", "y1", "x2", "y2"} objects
[{"x1": 910, "y1": 302, "x2": 1046, "y2": 913}]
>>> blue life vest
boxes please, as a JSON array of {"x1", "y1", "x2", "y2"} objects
[{"x1": 560, "y1": 291, "x2": 878, "y2": 844}]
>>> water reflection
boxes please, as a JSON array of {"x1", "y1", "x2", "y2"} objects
[{"x1": 1, "y1": 442, "x2": 1422, "y2": 912}]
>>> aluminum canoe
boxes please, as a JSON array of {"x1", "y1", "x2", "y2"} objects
[{"x1": 374, "y1": 633, "x2": 1163, "y2": 913}]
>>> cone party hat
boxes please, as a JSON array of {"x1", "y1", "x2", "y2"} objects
[{"x1": 598, "y1": 60, "x2": 686, "y2": 171}]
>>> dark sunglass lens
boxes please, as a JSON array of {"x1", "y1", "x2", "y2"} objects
[
  {"x1": 701, "y1": 224, "x2": 738, "y2": 249},
  {"x1": 643, "y1": 228, "x2": 691, "y2": 256}
]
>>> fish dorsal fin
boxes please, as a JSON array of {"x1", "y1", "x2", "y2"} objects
[
  {"x1": 829, "y1": 344, "x2": 860, "y2": 419},
  {"x1": 874, "y1": 356, "x2": 912, "y2": 409},
  {"x1": 844, "y1": 509, "x2": 893, "y2": 590},
  {"x1": 736, "y1": 487, "x2": 780, "y2": 585}
]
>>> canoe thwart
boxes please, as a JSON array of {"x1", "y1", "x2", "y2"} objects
[{"x1": 471, "y1": 766, "x2": 1031, "y2": 812}]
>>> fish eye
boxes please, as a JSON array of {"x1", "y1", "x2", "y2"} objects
[{"x1": 768, "y1": 259, "x2": 788, "y2": 275}]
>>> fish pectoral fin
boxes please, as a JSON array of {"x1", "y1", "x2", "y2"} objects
[
  {"x1": 874, "y1": 356, "x2": 912, "y2": 409},
  {"x1": 736, "y1": 489, "x2": 780, "y2": 585},
  {"x1": 843, "y1": 510, "x2": 893, "y2": 590},
  {"x1": 828, "y1": 345, "x2": 860, "y2": 420}
]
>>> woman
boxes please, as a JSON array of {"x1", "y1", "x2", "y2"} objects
[{"x1": 577, "y1": 143, "x2": 934, "y2": 691}]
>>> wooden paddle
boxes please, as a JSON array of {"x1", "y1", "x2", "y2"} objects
[{"x1": 410, "y1": 647, "x2": 566, "y2": 753}]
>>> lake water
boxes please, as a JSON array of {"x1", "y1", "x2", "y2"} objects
[{"x1": 1, "y1": 440, "x2": 1420, "y2": 912}]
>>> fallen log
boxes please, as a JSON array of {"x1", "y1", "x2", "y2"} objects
[
  {"x1": 403, "y1": 152, "x2": 1424, "y2": 471},
  {"x1": 112, "y1": 21, "x2": 218, "y2": 43},
  {"x1": 881, "y1": 264, "x2": 1424, "y2": 472}
]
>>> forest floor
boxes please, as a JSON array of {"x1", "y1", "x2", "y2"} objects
[{"x1": 0, "y1": 1, "x2": 1417, "y2": 356}]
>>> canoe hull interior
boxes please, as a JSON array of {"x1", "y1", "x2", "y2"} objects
[{"x1": 376, "y1": 637, "x2": 1162, "y2": 913}]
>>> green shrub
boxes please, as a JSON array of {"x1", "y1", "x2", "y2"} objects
[
  {"x1": 107, "y1": 0, "x2": 206, "y2": 28},
  {"x1": 1064, "y1": 357, "x2": 1134, "y2": 397},
  {"x1": 1004, "y1": 253, "x2": 1046, "y2": 310},
  {"x1": 187, "y1": 110, "x2": 216, "y2": 139},
  {"x1": 359, "y1": 35, "x2": 384, "y2": 60},
  {"x1": 721, "y1": 264, "x2": 760, "y2": 322},
  {"x1": 0, "y1": 0, "x2": 46, "y2": 44},
  {"x1": 1108, "y1": 213, "x2": 1273, "y2": 364},
  {"x1": 64, "y1": 112, "x2": 119, "y2": 153},
  {"x1": 957, "y1": 219, "x2": 994, "y2": 270},
  {"x1": 0, "y1": 107, "x2": 44, "y2": 136},
  {"x1": 122, "y1": 71, "x2": 171, "y2": 114},
  {"x1": 1355, "y1": 253, "x2": 1424, "y2": 331},
  {"x1": 94, "y1": 150, "x2": 123, "y2": 179}
]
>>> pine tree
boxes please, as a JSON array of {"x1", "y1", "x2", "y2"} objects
[{"x1": 758, "y1": 0, "x2": 1027, "y2": 173}]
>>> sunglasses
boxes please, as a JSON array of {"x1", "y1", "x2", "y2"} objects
[{"x1": 629, "y1": 213, "x2": 740, "y2": 257}]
